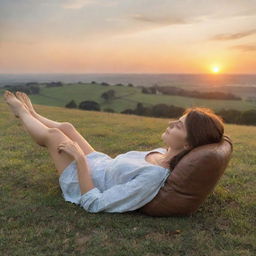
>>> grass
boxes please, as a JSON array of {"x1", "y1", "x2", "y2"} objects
[
  {"x1": 0, "y1": 100, "x2": 255, "y2": 256},
  {"x1": 1, "y1": 83, "x2": 256, "y2": 112}
]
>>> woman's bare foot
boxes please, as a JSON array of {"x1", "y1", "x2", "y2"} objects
[
  {"x1": 15, "y1": 91, "x2": 37, "y2": 116},
  {"x1": 15, "y1": 91, "x2": 30, "y2": 113},
  {"x1": 3, "y1": 90, "x2": 28, "y2": 118}
]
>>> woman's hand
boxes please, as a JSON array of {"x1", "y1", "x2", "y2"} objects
[{"x1": 57, "y1": 141, "x2": 84, "y2": 161}]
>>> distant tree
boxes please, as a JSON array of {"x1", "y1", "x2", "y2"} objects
[
  {"x1": 91, "y1": 81, "x2": 96, "y2": 84},
  {"x1": 141, "y1": 87, "x2": 149, "y2": 94},
  {"x1": 46, "y1": 81, "x2": 63, "y2": 88},
  {"x1": 5, "y1": 85, "x2": 40, "y2": 95},
  {"x1": 134, "y1": 102, "x2": 146, "y2": 115},
  {"x1": 103, "y1": 108, "x2": 115, "y2": 113},
  {"x1": 216, "y1": 109, "x2": 242, "y2": 124},
  {"x1": 156, "y1": 86, "x2": 241, "y2": 100},
  {"x1": 29, "y1": 86, "x2": 40, "y2": 94},
  {"x1": 101, "y1": 92, "x2": 110, "y2": 101},
  {"x1": 141, "y1": 87, "x2": 156, "y2": 94},
  {"x1": 151, "y1": 104, "x2": 170, "y2": 117},
  {"x1": 79, "y1": 100, "x2": 101, "y2": 111},
  {"x1": 65, "y1": 100, "x2": 77, "y2": 109},
  {"x1": 101, "y1": 89, "x2": 116, "y2": 102},
  {"x1": 198, "y1": 91, "x2": 241, "y2": 100},
  {"x1": 148, "y1": 86, "x2": 157, "y2": 94},
  {"x1": 121, "y1": 109, "x2": 134, "y2": 114},
  {"x1": 239, "y1": 109, "x2": 256, "y2": 125},
  {"x1": 127, "y1": 83, "x2": 134, "y2": 87},
  {"x1": 168, "y1": 105, "x2": 185, "y2": 118},
  {"x1": 101, "y1": 82, "x2": 110, "y2": 86},
  {"x1": 115, "y1": 83, "x2": 123, "y2": 86},
  {"x1": 108, "y1": 89, "x2": 115, "y2": 97}
]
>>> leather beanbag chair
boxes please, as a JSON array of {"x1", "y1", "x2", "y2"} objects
[{"x1": 137, "y1": 135, "x2": 233, "y2": 217}]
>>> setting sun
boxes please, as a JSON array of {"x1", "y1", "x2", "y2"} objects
[{"x1": 212, "y1": 66, "x2": 220, "y2": 73}]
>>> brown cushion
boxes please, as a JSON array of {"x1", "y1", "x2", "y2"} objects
[{"x1": 137, "y1": 135, "x2": 233, "y2": 217}]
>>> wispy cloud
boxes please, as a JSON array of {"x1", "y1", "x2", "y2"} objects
[
  {"x1": 1, "y1": 0, "x2": 256, "y2": 73},
  {"x1": 210, "y1": 29, "x2": 256, "y2": 40},
  {"x1": 131, "y1": 14, "x2": 190, "y2": 25},
  {"x1": 230, "y1": 44, "x2": 256, "y2": 51},
  {"x1": 60, "y1": 0, "x2": 117, "y2": 9},
  {"x1": 61, "y1": 0, "x2": 97, "y2": 9}
]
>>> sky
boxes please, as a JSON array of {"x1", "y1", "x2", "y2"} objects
[{"x1": 0, "y1": 0, "x2": 256, "y2": 74}]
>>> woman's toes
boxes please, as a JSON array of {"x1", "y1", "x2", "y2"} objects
[
  {"x1": 3, "y1": 91, "x2": 23, "y2": 118},
  {"x1": 21, "y1": 92, "x2": 26, "y2": 100},
  {"x1": 16, "y1": 91, "x2": 32, "y2": 112},
  {"x1": 20, "y1": 92, "x2": 36, "y2": 113},
  {"x1": 4, "y1": 90, "x2": 11, "y2": 97},
  {"x1": 22, "y1": 93, "x2": 27, "y2": 100},
  {"x1": 22, "y1": 93, "x2": 29, "y2": 104},
  {"x1": 15, "y1": 92, "x2": 24, "y2": 103},
  {"x1": 17, "y1": 91, "x2": 25, "y2": 102},
  {"x1": 15, "y1": 91, "x2": 23, "y2": 102},
  {"x1": 23, "y1": 93, "x2": 30, "y2": 103},
  {"x1": 4, "y1": 90, "x2": 13, "y2": 102},
  {"x1": 22, "y1": 93, "x2": 33, "y2": 107}
]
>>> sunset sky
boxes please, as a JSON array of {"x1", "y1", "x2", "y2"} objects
[{"x1": 1, "y1": 0, "x2": 256, "y2": 74}]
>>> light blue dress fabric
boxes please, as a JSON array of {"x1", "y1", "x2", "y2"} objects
[{"x1": 59, "y1": 147, "x2": 171, "y2": 213}]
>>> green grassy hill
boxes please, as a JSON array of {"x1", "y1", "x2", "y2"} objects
[
  {"x1": 1, "y1": 83, "x2": 256, "y2": 112},
  {"x1": 0, "y1": 101, "x2": 255, "y2": 255}
]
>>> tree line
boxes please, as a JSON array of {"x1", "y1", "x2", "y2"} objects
[
  {"x1": 3, "y1": 81, "x2": 253, "y2": 125},
  {"x1": 65, "y1": 99, "x2": 256, "y2": 126},
  {"x1": 142, "y1": 85, "x2": 241, "y2": 100}
]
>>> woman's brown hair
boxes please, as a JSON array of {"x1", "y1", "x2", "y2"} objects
[{"x1": 168, "y1": 107, "x2": 225, "y2": 171}]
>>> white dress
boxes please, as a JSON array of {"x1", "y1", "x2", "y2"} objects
[{"x1": 59, "y1": 147, "x2": 170, "y2": 213}]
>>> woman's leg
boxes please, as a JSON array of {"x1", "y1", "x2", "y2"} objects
[
  {"x1": 4, "y1": 91, "x2": 84, "y2": 176},
  {"x1": 15, "y1": 91, "x2": 96, "y2": 155}
]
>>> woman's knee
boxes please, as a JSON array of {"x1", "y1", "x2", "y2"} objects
[
  {"x1": 46, "y1": 128, "x2": 65, "y2": 143},
  {"x1": 48, "y1": 127, "x2": 62, "y2": 134},
  {"x1": 58, "y1": 122, "x2": 75, "y2": 133}
]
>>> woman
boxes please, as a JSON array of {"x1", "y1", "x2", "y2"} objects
[{"x1": 3, "y1": 90, "x2": 224, "y2": 213}]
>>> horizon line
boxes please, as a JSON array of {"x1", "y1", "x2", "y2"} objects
[{"x1": 0, "y1": 72, "x2": 256, "y2": 75}]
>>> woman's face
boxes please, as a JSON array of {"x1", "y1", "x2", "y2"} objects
[{"x1": 161, "y1": 114, "x2": 189, "y2": 150}]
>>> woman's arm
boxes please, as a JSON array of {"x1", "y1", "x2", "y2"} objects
[
  {"x1": 79, "y1": 166, "x2": 170, "y2": 213},
  {"x1": 57, "y1": 140, "x2": 96, "y2": 194},
  {"x1": 75, "y1": 155, "x2": 95, "y2": 194}
]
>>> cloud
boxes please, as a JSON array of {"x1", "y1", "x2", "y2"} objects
[
  {"x1": 230, "y1": 44, "x2": 256, "y2": 51},
  {"x1": 1, "y1": 0, "x2": 256, "y2": 44},
  {"x1": 210, "y1": 29, "x2": 256, "y2": 40},
  {"x1": 61, "y1": 0, "x2": 98, "y2": 9},
  {"x1": 131, "y1": 14, "x2": 189, "y2": 25},
  {"x1": 60, "y1": 0, "x2": 117, "y2": 9}
]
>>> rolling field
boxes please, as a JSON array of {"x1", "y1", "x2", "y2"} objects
[
  {"x1": 0, "y1": 99, "x2": 255, "y2": 255},
  {"x1": 1, "y1": 83, "x2": 256, "y2": 113}
]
